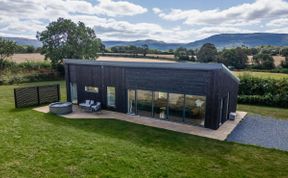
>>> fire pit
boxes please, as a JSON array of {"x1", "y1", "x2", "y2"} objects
[{"x1": 49, "y1": 102, "x2": 72, "y2": 115}]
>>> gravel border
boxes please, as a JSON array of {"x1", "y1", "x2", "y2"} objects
[{"x1": 227, "y1": 115, "x2": 288, "y2": 151}]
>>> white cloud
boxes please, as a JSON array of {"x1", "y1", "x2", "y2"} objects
[
  {"x1": 0, "y1": 0, "x2": 287, "y2": 43},
  {"x1": 155, "y1": 0, "x2": 288, "y2": 26},
  {"x1": 152, "y1": 8, "x2": 162, "y2": 14},
  {"x1": 266, "y1": 18, "x2": 288, "y2": 27},
  {"x1": 96, "y1": 0, "x2": 147, "y2": 17}
]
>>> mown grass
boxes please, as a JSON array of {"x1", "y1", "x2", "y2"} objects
[
  {"x1": 238, "y1": 104, "x2": 288, "y2": 120},
  {"x1": 1, "y1": 81, "x2": 288, "y2": 177},
  {"x1": 234, "y1": 71, "x2": 288, "y2": 79}
]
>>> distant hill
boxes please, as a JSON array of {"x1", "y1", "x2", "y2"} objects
[
  {"x1": 185, "y1": 33, "x2": 288, "y2": 49},
  {"x1": 2, "y1": 37, "x2": 42, "y2": 47},
  {"x1": 3, "y1": 33, "x2": 288, "y2": 50}
]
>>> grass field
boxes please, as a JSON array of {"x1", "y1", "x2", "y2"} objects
[
  {"x1": 234, "y1": 71, "x2": 288, "y2": 79},
  {"x1": 1, "y1": 81, "x2": 288, "y2": 177},
  {"x1": 238, "y1": 104, "x2": 288, "y2": 120}
]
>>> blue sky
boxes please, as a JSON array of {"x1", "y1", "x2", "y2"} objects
[{"x1": 0, "y1": 0, "x2": 287, "y2": 42}]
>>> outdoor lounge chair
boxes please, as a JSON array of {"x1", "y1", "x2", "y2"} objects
[
  {"x1": 91, "y1": 102, "x2": 101, "y2": 112},
  {"x1": 79, "y1": 100, "x2": 101, "y2": 112},
  {"x1": 79, "y1": 100, "x2": 94, "y2": 109}
]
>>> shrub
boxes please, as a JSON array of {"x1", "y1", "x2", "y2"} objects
[{"x1": 238, "y1": 75, "x2": 288, "y2": 108}]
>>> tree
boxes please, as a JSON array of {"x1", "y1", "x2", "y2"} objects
[
  {"x1": 197, "y1": 43, "x2": 218, "y2": 63},
  {"x1": 174, "y1": 47, "x2": 189, "y2": 60},
  {"x1": 219, "y1": 47, "x2": 248, "y2": 69},
  {"x1": 141, "y1": 44, "x2": 149, "y2": 56},
  {"x1": 36, "y1": 18, "x2": 101, "y2": 67},
  {"x1": 252, "y1": 54, "x2": 275, "y2": 69},
  {"x1": 26, "y1": 45, "x2": 35, "y2": 53},
  {"x1": 280, "y1": 47, "x2": 288, "y2": 68},
  {"x1": 0, "y1": 38, "x2": 17, "y2": 78}
]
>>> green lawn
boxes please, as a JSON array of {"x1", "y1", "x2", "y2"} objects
[
  {"x1": 238, "y1": 104, "x2": 288, "y2": 120},
  {"x1": 1, "y1": 81, "x2": 288, "y2": 177},
  {"x1": 234, "y1": 71, "x2": 288, "y2": 79}
]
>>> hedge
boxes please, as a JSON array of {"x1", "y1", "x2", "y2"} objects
[{"x1": 238, "y1": 75, "x2": 288, "y2": 108}]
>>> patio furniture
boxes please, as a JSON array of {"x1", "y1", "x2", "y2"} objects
[
  {"x1": 49, "y1": 102, "x2": 72, "y2": 115},
  {"x1": 91, "y1": 102, "x2": 101, "y2": 112},
  {"x1": 79, "y1": 100, "x2": 101, "y2": 112}
]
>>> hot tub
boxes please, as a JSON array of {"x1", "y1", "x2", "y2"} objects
[{"x1": 49, "y1": 102, "x2": 72, "y2": 115}]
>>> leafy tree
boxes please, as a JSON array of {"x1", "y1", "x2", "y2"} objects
[
  {"x1": 141, "y1": 44, "x2": 149, "y2": 56},
  {"x1": 0, "y1": 38, "x2": 17, "y2": 78},
  {"x1": 219, "y1": 47, "x2": 248, "y2": 69},
  {"x1": 197, "y1": 43, "x2": 218, "y2": 63},
  {"x1": 37, "y1": 18, "x2": 101, "y2": 67},
  {"x1": 175, "y1": 47, "x2": 189, "y2": 60},
  {"x1": 280, "y1": 48, "x2": 288, "y2": 68},
  {"x1": 26, "y1": 45, "x2": 35, "y2": 53},
  {"x1": 252, "y1": 54, "x2": 275, "y2": 69}
]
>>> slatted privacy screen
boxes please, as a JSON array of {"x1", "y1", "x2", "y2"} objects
[{"x1": 14, "y1": 84, "x2": 60, "y2": 108}]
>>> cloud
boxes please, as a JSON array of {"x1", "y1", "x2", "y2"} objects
[
  {"x1": 0, "y1": 0, "x2": 148, "y2": 39},
  {"x1": 266, "y1": 18, "x2": 288, "y2": 27},
  {"x1": 152, "y1": 8, "x2": 162, "y2": 14},
  {"x1": 155, "y1": 0, "x2": 288, "y2": 26},
  {"x1": 96, "y1": 0, "x2": 147, "y2": 17}
]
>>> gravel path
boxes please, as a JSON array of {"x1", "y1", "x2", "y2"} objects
[{"x1": 227, "y1": 115, "x2": 288, "y2": 151}]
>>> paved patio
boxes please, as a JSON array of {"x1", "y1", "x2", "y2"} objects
[{"x1": 33, "y1": 105, "x2": 247, "y2": 141}]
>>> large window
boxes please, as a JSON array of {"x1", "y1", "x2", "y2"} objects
[
  {"x1": 85, "y1": 86, "x2": 99, "y2": 93},
  {"x1": 70, "y1": 82, "x2": 78, "y2": 104},
  {"x1": 168, "y1": 93, "x2": 184, "y2": 123},
  {"x1": 107, "y1": 86, "x2": 116, "y2": 108},
  {"x1": 184, "y1": 95, "x2": 206, "y2": 126},
  {"x1": 153, "y1": 91, "x2": 168, "y2": 119},
  {"x1": 128, "y1": 89, "x2": 136, "y2": 114},
  {"x1": 137, "y1": 90, "x2": 152, "y2": 117},
  {"x1": 127, "y1": 88, "x2": 206, "y2": 127}
]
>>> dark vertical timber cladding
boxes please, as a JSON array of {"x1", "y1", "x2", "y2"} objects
[
  {"x1": 211, "y1": 69, "x2": 239, "y2": 129},
  {"x1": 65, "y1": 64, "x2": 71, "y2": 102},
  {"x1": 125, "y1": 68, "x2": 209, "y2": 95},
  {"x1": 204, "y1": 70, "x2": 217, "y2": 129},
  {"x1": 65, "y1": 61, "x2": 239, "y2": 130},
  {"x1": 75, "y1": 65, "x2": 102, "y2": 104},
  {"x1": 102, "y1": 66, "x2": 126, "y2": 112}
]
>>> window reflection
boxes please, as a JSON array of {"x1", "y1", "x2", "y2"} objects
[
  {"x1": 137, "y1": 90, "x2": 152, "y2": 117},
  {"x1": 168, "y1": 93, "x2": 184, "y2": 123},
  {"x1": 128, "y1": 89, "x2": 136, "y2": 114},
  {"x1": 153, "y1": 92, "x2": 168, "y2": 119},
  {"x1": 185, "y1": 95, "x2": 206, "y2": 126}
]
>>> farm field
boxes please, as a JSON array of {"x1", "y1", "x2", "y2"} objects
[
  {"x1": 234, "y1": 71, "x2": 288, "y2": 79},
  {"x1": 1, "y1": 81, "x2": 288, "y2": 177},
  {"x1": 247, "y1": 55, "x2": 285, "y2": 67},
  {"x1": 9, "y1": 53, "x2": 175, "y2": 63}
]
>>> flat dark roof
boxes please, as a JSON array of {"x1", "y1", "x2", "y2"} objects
[{"x1": 64, "y1": 59, "x2": 240, "y2": 83}]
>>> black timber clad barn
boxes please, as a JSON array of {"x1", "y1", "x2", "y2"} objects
[{"x1": 64, "y1": 59, "x2": 239, "y2": 130}]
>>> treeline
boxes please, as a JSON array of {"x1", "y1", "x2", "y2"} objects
[
  {"x1": 107, "y1": 45, "x2": 173, "y2": 56},
  {"x1": 175, "y1": 43, "x2": 288, "y2": 70},
  {"x1": 14, "y1": 45, "x2": 42, "y2": 53}
]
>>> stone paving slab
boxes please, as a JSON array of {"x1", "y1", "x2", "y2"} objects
[
  {"x1": 33, "y1": 105, "x2": 246, "y2": 141},
  {"x1": 227, "y1": 115, "x2": 288, "y2": 151}
]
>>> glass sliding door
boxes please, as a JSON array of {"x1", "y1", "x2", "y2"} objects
[
  {"x1": 168, "y1": 93, "x2": 184, "y2": 122},
  {"x1": 70, "y1": 82, "x2": 78, "y2": 104},
  {"x1": 107, "y1": 86, "x2": 116, "y2": 108},
  {"x1": 184, "y1": 95, "x2": 206, "y2": 126},
  {"x1": 137, "y1": 90, "x2": 152, "y2": 117},
  {"x1": 153, "y1": 91, "x2": 168, "y2": 119},
  {"x1": 128, "y1": 89, "x2": 136, "y2": 114}
]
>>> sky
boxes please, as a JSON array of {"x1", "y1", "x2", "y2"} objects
[{"x1": 0, "y1": 0, "x2": 288, "y2": 43}]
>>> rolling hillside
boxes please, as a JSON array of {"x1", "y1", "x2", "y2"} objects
[{"x1": 3, "y1": 33, "x2": 288, "y2": 50}]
